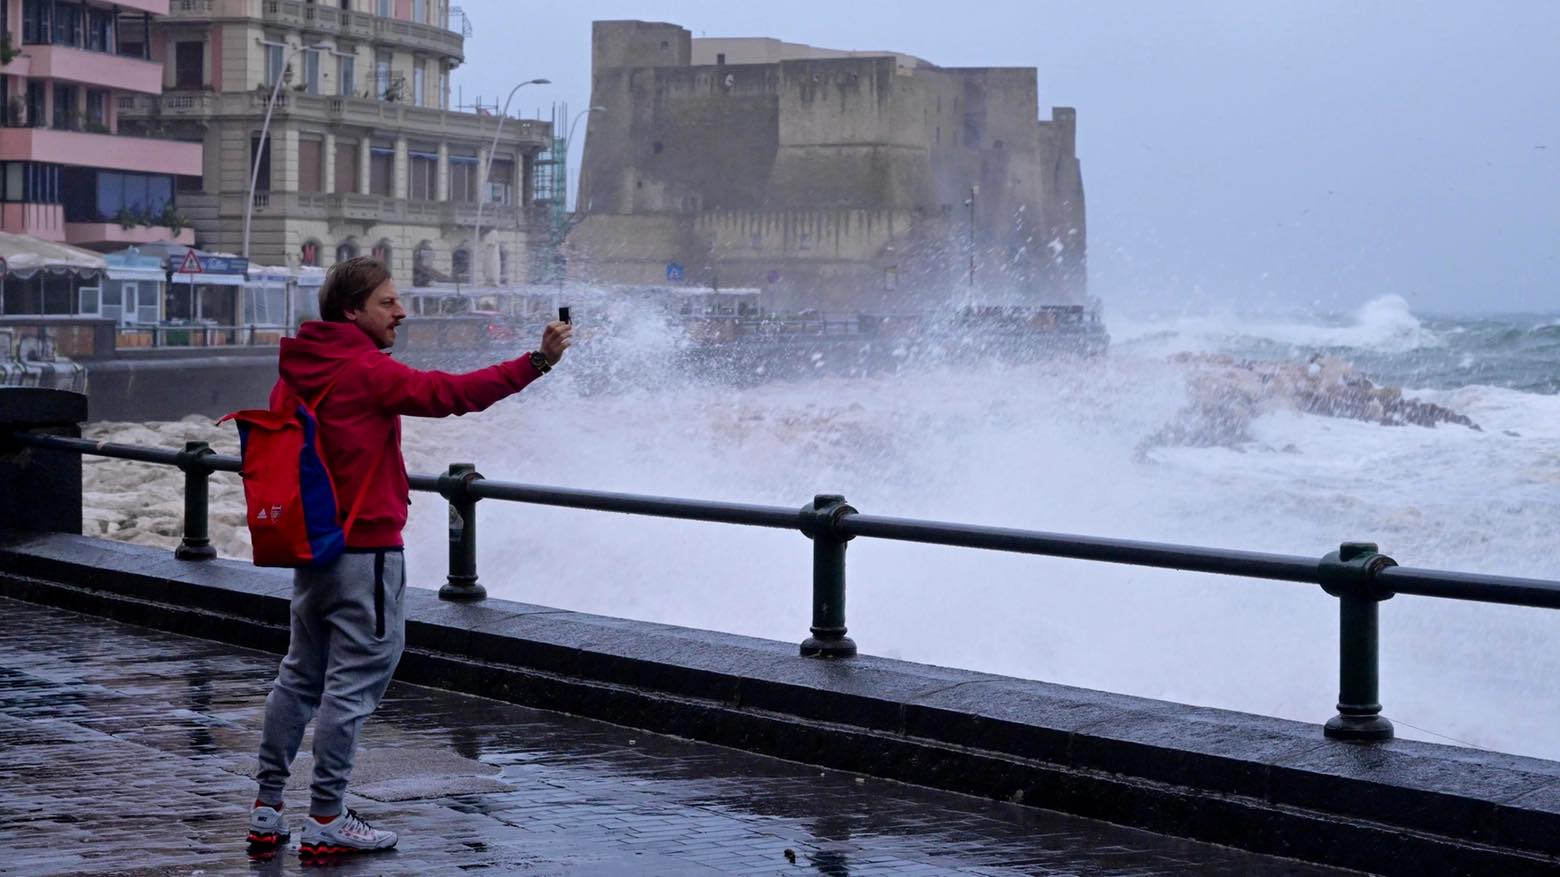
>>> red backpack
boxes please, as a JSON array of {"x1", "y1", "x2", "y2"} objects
[{"x1": 220, "y1": 375, "x2": 377, "y2": 567}]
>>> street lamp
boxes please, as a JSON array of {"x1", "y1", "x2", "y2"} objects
[
  {"x1": 470, "y1": 77, "x2": 549, "y2": 285},
  {"x1": 243, "y1": 39, "x2": 334, "y2": 260}
]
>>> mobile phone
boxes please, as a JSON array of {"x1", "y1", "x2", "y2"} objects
[{"x1": 558, "y1": 306, "x2": 571, "y2": 324}]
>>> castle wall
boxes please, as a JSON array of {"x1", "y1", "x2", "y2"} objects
[{"x1": 573, "y1": 20, "x2": 1087, "y2": 312}]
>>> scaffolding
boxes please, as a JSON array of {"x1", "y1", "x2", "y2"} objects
[{"x1": 531, "y1": 102, "x2": 568, "y2": 282}]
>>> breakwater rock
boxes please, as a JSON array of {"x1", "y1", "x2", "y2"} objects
[{"x1": 1143, "y1": 354, "x2": 1480, "y2": 452}]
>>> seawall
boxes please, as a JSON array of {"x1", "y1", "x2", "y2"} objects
[{"x1": 2, "y1": 530, "x2": 1558, "y2": 876}]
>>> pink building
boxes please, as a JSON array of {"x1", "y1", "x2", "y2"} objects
[{"x1": 0, "y1": 0, "x2": 201, "y2": 247}]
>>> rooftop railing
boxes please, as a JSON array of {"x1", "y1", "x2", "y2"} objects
[{"x1": 9, "y1": 428, "x2": 1560, "y2": 744}]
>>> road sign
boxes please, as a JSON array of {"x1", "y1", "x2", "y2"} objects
[
  {"x1": 178, "y1": 250, "x2": 204, "y2": 274},
  {"x1": 666, "y1": 261, "x2": 684, "y2": 281}
]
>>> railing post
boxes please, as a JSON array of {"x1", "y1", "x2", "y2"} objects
[
  {"x1": 798, "y1": 494, "x2": 857, "y2": 658},
  {"x1": 0, "y1": 388, "x2": 87, "y2": 535},
  {"x1": 174, "y1": 440, "x2": 217, "y2": 560},
  {"x1": 1318, "y1": 541, "x2": 1396, "y2": 741},
  {"x1": 438, "y1": 462, "x2": 486, "y2": 601}
]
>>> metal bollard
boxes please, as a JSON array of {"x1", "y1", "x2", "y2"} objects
[
  {"x1": 1318, "y1": 541, "x2": 1396, "y2": 741},
  {"x1": 798, "y1": 494, "x2": 857, "y2": 658},
  {"x1": 438, "y1": 462, "x2": 486, "y2": 601},
  {"x1": 174, "y1": 440, "x2": 218, "y2": 561}
]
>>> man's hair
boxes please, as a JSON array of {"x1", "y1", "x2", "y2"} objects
[{"x1": 319, "y1": 256, "x2": 391, "y2": 321}]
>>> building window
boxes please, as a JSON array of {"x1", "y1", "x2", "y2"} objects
[
  {"x1": 84, "y1": 90, "x2": 107, "y2": 131},
  {"x1": 412, "y1": 59, "x2": 425, "y2": 107},
  {"x1": 374, "y1": 49, "x2": 391, "y2": 99},
  {"x1": 51, "y1": 85, "x2": 76, "y2": 131},
  {"x1": 368, "y1": 144, "x2": 393, "y2": 195},
  {"x1": 485, "y1": 158, "x2": 512, "y2": 205},
  {"x1": 449, "y1": 153, "x2": 478, "y2": 202},
  {"x1": 438, "y1": 68, "x2": 448, "y2": 109},
  {"x1": 300, "y1": 240, "x2": 321, "y2": 267},
  {"x1": 371, "y1": 239, "x2": 392, "y2": 265},
  {"x1": 412, "y1": 0, "x2": 426, "y2": 23},
  {"x1": 652, "y1": 141, "x2": 663, "y2": 155},
  {"x1": 25, "y1": 81, "x2": 46, "y2": 128},
  {"x1": 339, "y1": 54, "x2": 356, "y2": 97},
  {"x1": 298, "y1": 137, "x2": 324, "y2": 193},
  {"x1": 716, "y1": 53, "x2": 725, "y2": 65},
  {"x1": 304, "y1": 48, "x2": 321, "y2": 95},
  {"x1": 798, "y1": 231, "x2": 811, "y2": 250},
  {"x1": 406, "y1": 147, "x2": 436, "y2": 200},
  {"x1": 266, "y1": 42, "x2": 285, "y2": 87},
  {"x1": 0, "y1": 161, "x2": 62, "y2": 203},
  {"x1": 175, "y1": 41, "x2": 204, "y2": 89},
  {"x1": 376, "y1": 0, "x2": 390, "y2": 16},
  {"x1": 451, "y1": 247, "x2": 470, "y2": 283},
  {"x1": 59, "y1": 169, "x2": 173, "y2": 223},
  {"x1": 22, "y1": 0, "x2": 52, "y2": 45},
  {"x1": 336, "y1": 240, "x2": 358, "y2": 262},
  {"x1": 52, "y1": 2, "x2": 82, "y2": 47},
  {"x1": 335, "y1": 140, "x2": 360, "y2": 194},
  {"x1": 250, "y1": 136, "x2": 272, "y2": 192}
]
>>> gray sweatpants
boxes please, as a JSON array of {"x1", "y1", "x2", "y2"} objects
[{"x1": 255, "y1": 549, "x2": 406, "y2": 816}]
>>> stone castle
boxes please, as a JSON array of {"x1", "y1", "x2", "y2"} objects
[{"x1": 568, "y1": 20, "x2": 1087, "y2": 314}]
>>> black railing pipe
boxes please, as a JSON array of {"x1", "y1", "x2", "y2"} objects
[
  {"x1": 1379, "y1": 566, "x2": 1560, "y2": 610},
  {"x1": 467, "y1": 480, "x2": 799, "y2": 529},
  {"x1": 838, "y1": 514, "x2": 1321, "y2": 584}
]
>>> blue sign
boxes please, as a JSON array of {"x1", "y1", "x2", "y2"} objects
[
  {"x1": 666, "y1": 261, "x2": 684, "y2": 281},
  {"x1": 201, "y1": 256, "x2": 250, "y2": 275}
]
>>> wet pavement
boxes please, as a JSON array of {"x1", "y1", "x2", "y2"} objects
[{"x1": 0, "y1": 596, "x2": 1356, "y2": 876}]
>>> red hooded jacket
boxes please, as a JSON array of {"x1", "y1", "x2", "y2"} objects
[{"x1": 273, "y1": 320, "x2": 542, "y2": 549}]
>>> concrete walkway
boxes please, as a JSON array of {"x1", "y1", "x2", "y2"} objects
[{"x1": 0, "y1": 597, "x2": 1353, "y2": 876}]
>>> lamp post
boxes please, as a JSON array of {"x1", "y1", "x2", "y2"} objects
[
  {"x1": 470, "y1": 77, "x2": 549, "y2": 285},
  {"x1": 554, "y1": 105, "x2": 604, "y2": 292},
  {"x1": 243, "y1": 39, "x2": 333, "y2": 260}
]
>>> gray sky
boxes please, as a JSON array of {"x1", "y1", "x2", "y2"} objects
[{"x1": 453, "y1": 1, "x2": 1559, "y2": 315}]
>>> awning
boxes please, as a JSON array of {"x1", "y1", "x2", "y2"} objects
[
  {"x1": 172, "y1": 272, "x2": 244, "y2": 287},
  {"x1": 0, "y1": 232, "x2": 105, "y2": 278}
]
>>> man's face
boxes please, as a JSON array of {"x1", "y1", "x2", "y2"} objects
[{"x1": 346, "y1": 279, "x2": 406, "y2": 349}]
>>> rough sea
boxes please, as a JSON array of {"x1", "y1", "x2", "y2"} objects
[{"x1": 389, "y1": 293, "x2": 1560, "y2": 761}]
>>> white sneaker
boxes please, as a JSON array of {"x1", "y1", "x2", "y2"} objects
[
  {"x1": 298, "y1": 809, "x2": 398, "y2": 857},
  {"x1": 246, "y1": 803, "x2": 291, "y2": 851}
]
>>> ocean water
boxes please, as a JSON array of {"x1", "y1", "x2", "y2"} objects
[{"x1": 395, "y1": 293, "x2": 1560, "y2": 761}]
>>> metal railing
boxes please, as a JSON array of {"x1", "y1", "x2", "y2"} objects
[
  {"x1": 113, "y1": 324, "x2": 288, "y2": 349},
  {"x1": 10, "y1": 430, "x2": 1560, "y2": 743}
]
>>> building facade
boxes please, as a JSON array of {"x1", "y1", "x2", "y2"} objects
[
  {"x1": 118, "y1": 0, "x2": 552, "y2": 286},
  {"x1": 0, "y1": 0, "x2": 202, "y2": 248},
  {"x1": 571, "y1": 20, "x2": 1086, "y2": 314}
]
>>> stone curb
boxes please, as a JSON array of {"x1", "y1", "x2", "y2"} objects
[{"x1": 3, "y1": 529, "x2": 1558, "y2": 876}]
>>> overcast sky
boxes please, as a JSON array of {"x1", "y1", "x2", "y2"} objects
[{"x1": 452, "y1": 1, "x2": 1559, "y2": 315}]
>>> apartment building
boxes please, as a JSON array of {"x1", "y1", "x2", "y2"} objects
[
  {"x1": 119, "y1": 0, "x2": 552, "y2": 286},
  {"x1": 0, "y1": 0, "x2": 202, "y2": 247}
]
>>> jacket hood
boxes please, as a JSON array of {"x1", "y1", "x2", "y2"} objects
[{"x1": 277, "y1": 320, "x2": 380, "y2": 397}]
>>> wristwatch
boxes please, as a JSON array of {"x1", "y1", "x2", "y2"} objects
[{"x1": 529, "y1": 350, "x2": 553, "y2": 374}]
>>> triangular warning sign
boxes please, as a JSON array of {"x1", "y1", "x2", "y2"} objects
[{"x1": 178, "y1": 250, "x2": 203, "y2": 274}]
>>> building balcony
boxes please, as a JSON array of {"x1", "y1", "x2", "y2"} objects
[
  {"x1": 0, "y1": 128, "x2": 202, "y2": 176},
  {"x1": 11, "y1": 46, "x2": 164, "y2": 95},
  {"x1": 117, "y1": 91, "x2": 551, "y2": 150},
  {"x1": 64, "y1": 222, "x2": 195, "y2": 247},
  {"x1": 223, "y1": 190, "x2": 539, "y2": 232},
  {"x1": 164, "y1": 0, "x2": 463, "y2": 63}
]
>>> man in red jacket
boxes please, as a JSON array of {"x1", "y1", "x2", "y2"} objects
[{"x1": 245, "y1": 257, "x2": 570, "y2": 859}]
